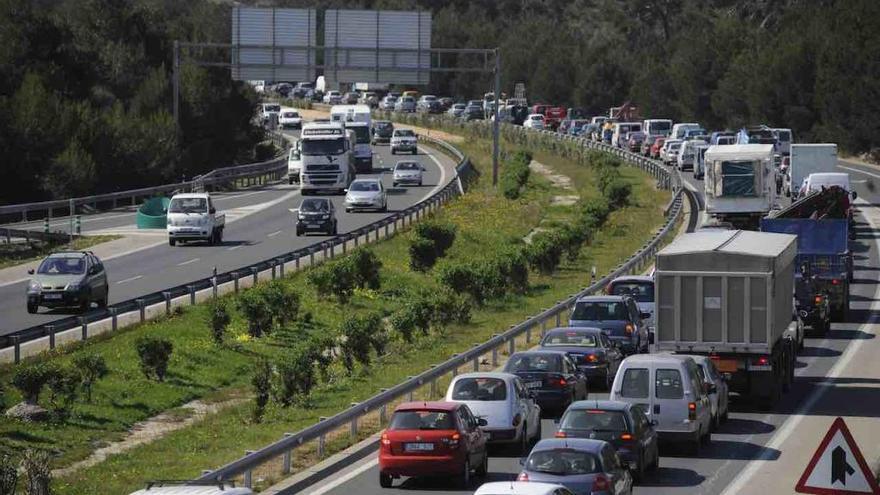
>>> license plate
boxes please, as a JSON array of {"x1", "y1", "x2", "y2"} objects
[
  {"x1": 405, "y1": 443, "x2": 434, "y2": 452},
  {"x1": 525, "y1": 381, "x2": 542, "y2": 389},
  {"x1": 715, "y1": 359, "x2": 739, "y2": 373},
  {"x1": 307, "y1": 224, "x2": 319, "y2": 228},
  {"x1": 43, "y1": 293, "x2": 62, "y2": 300}
]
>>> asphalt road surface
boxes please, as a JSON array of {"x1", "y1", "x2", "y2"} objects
[
  {"x1": 292, "y1": 157, "x2": 880, "y2": 495},
  {"x1": 0, "y1": 130, "x2": 458, "y2": 337}
]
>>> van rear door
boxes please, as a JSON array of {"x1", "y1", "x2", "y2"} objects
[
  {"x1": 615, "y1": 365, "x2": 652, "y2": 419},
  {"x1": 653, "y1": 366, "x2": 688, "y2": 431}
]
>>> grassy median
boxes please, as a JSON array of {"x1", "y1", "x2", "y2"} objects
[
  {"x1": 0, "y1": 235, "x2": 121, "y2": 270},
  {"x1": 0, "y1": 136, "x2": 669, "y2": 494}
]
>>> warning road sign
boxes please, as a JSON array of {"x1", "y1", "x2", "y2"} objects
[{"x1": 796, "y1": 417, "x2": 880, "y2": 494}]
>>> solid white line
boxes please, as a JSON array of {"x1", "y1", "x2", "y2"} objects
[
  {"x1": 177, "y1": 258, "x2": 200, "y2": 266},
  {"x1": 417, "y1": 145, "x2": 450, "y2": 203},
  {"x1": 115, "y1": 275, "x2": 143, "y2": 285},
  {"x1": 838, "y1": 165, "x2": 880, "y2": 180},
  {"x1": 227, "y1": 245, "x2": 244, "y2": 251},
  {"x1": 267, "y1": 230, "x2": 283, "y2": 237},
  {"x1": 305, "y1": 457, "x2": 378, "y2": 495},
  {"x1": 720, "y1": 199, "x2": 880, "y2": 495}
]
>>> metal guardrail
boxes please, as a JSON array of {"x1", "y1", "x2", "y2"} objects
[
  {"x1": 195, "y1": 122, "x2": 685, "y2": 487},
  {"x1": 0, "y1": 132, "x2": 291, "y2": 223},
  {"x1": 0, "y1": 136, "x2": 469, "y2": 358},
  {"x1": 0, "y1": 227, "x2": 72, "y2": 244}
]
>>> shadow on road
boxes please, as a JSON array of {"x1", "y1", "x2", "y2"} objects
[
  {"x1": 798, "y1": 346, "x2": 843, "y2": 357},
  {"x1": 661, "y1": 439, "x2": 781, "y2": 461},
  {"x1": 772, "y1": 377, "x2": 880, "y2": 418},
  {"x1": 637, "y1": 467, "x2": 706, "y2": 487},
  {"x1": 715, "y1": 418, "x2": 776, "y2": 435},
  {"x1": 825, "y1": 328, "x2": 876, "y2": 340}
]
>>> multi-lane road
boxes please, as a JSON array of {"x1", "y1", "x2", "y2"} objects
[
  {"x1": 290, "y1": 157, "x2": 880, "y2": 495},
  {"x1": 0, "y1": 128, "x2": 458, "y2": 336}
]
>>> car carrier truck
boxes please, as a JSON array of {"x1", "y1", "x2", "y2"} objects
[{"x1": 654, "y1": 230, "x2": 800, "y2": 408}]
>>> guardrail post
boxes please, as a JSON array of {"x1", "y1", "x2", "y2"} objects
[
  {"x1": 271, "y1": 260, "x2": 277, "y2": 280},
  {"x1": 508, "y1": 336, "x2": 515, "y2": 356},
  {"x1": 137, "y1": 299, "x2": 145, "y2": 323},
  {"x1": 278, "y1": 258, "x2": 285, "y2": 277},
  {"x1": 80, "y1": 316, "x2": 88, "y2": 340},
  {"x1": 295, "y1": 255, "x2": 301, "y2": 270},
  {"x1": 189, "y1": 285, "x2": 196, "y2": 305},
  {"x1": 232, "y1": 271, "x2": 239, "y2": 292},
  {"x1": 309, "y1": 249, "x2": 315, "y2": 266},
  {"x1": 243, "y1": 450, "x2": 254, "y2": 488},
  {"x1": 323, "y1": 242, "x2": 329, "y2": 260},
  {"x1": 379, "y1": 389, "x2": 389, "y2": 423},
  {"x1": 472, "y1": 344, "x2": 480, "y2": 371},
  {"x1": 110, "y1": 307, "x2": 118, "y2": 331},
  {"x1": 251, "y1": 267, "x2": 258, "y2": 285},
  {"x1": 350, "y1": 402, "x2": 359, "y2": 438},
  {"x1": 491, "y1": 335, "x2": 500, "y2": 367},
  {"x1": 451, "y1": 354, "x2": 460, "y2": 377},
  {"x1": 12, "y1": 336, "x2": 21, "y2": 364},
  {"x1": 406, "y1": 377, "x2": 415, "y2": 401},
  {"x1": 354, "y1": 232, "x2": 359, "y2": 247},
  {"x1": 342, "y1": 236, "x2": 348, "y2": 255},
  {"x1": 429, "y1": 365, "x2": 438, "y2": 397},
  {"x1": 384, "y1": 223, "x2": 390, "y2": 238},
  {"x1": 164, "y1": 292, "x2": 172, "y2": 315},
  {"x1": 555, "y1": 311, "x2": 562, "y2": 327},
  {"x1": 282, "y1": 433, "x2": 293, "y2": 474},
  {"x1": 317, "y1": 417, "x2": 327, "y2": 457},
  {"x1": 45, "y1": 325, "x2": 55, "y2": 350}
]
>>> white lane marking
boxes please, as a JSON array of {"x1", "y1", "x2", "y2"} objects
[
  {"x1": 417, "y1": 145, "x2": 450, "y2": 203},
  {"x1": 115, "y1": 275, "x2": 143, "y2": 285},
  {"x1": 305, "y1": 456, "x2": 379, "y2": 495},
  {"x1": 720, "y1": 198, "x2": 880, "y2": 495},
  {"x1": 227, "y1": 245, "x2": 244, "y2": 251},
  {"x1": 267, "y1": 230, "x2": 283, "y2": 238},
  {"x1": 177, "y1": 258, "x2": 200, "y2": 266},
  {"x1": 838, "y1": 165, "x2": 880, "y2": 180}
]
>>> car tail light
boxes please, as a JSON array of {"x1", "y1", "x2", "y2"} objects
[
  {"x1": 548, "y1": 376, "x2": 567, "y2": 388},
  {"x1": 586, "y1": 354, "x2": 599, "y2": 363},
  {"x1": 380, "y1": 432, "x2": 391, "y2": 446},
  {"x1": 555, "y1": 431, "x2": 567, "y2": 438},
  {"x1": 625, "y1": 324, "x2": 634, "y2": 335},
  {"x1": 815, "y1": 295, "x2": 824, "y2": 304},
  {"x1": 592, "y1": 474, "x2": 610, "y2": 491},
  {"x1": 754, "y1": 356, "x2": 770, "y2": 366},
  {"x1": 441, "y1": 432, "x2": 460, "y2": 449},
  {"x1": 831, "y1": 279, "x2": 840, "y2": 286},
  {"x1": 620, "y1": 433, "x2": 634, "y2": 441},
  {"x1": 688, "y1": 402, "x2": 697, "y2": 420},
  {"x1": 517, "y1": 472, "x2": 529, "y2": 482}
]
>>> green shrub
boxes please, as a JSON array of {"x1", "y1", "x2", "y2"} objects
[
  {"x1": 348, "y1": 248, "x2": 382, "y2": 289},
  {"x1": 390, "y1": 302, "x2": 432, "y2": 342},
  {"x1": 307, "y1": 260, "x2": 356, "y2": 303},
  {"x1": 251, "y1": 359, "x2": 272, "y2": 423},
  {"x1": 409, "y1": 237, "x2": 438, "y2": 271},
  {"x1": 496, "y1": 246, "x2": 530, "y2": 293},
  {"x1": 605, "y1": 179, "x2": 632, "y2": 208},
  {"x1": 500, "y1": 150, "x2": 532, "y2": 199},
  {"x1": 273, "y1": 347, "x2": 316, "y2": 407},
  {"x1": 557, "y1": 224, "x2": 589, "y2": 261},
  {"x1": 237, "y1": 288, "x2": 272, "y2": 338},
  {"x1": 437, "y1": 262, "x2": 486, "y2": 305},
  {"x1": 427, "y1": 288, "x2": 473, "y2": 328},
  {"x1": 578, "y1": 197, "x2": 611, "y2": 230},
  {"x1": 526, "y1": 231, "x2": 565, "y2": 274},
  {"x1": 596, "y1": 161, "x2": 622, "y2": 195},
  {"x1": 134, "y1": 336, "x2": 173, "y2": 382},
  {"x1": 11, "y1": 362, "x2": 53, "y2": 404},
  {"x1": 414, "y1": 220, "x2": 457, "y2": 255},
  {"x1": 262, "y1": 280, "x2": 300, "y2": 328},
  {"x1": 208, "y1": 298, "x2": 231, "y2": 346},
  {"x1": 339, "y1": 313, "x2": 385, "y2": 374},
  {"x1": 72, "y1": 353, "x2": 108, "y2": 402},
  {"x1": 46, "y1": 365, "x2": 80, "y2": 417}
]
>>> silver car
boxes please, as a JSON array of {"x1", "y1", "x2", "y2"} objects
[
  {"x1": 344, "y1": 178, "x2": 387, "y2": 212},
  {"x1": 380, "y1": 96, "x2": 398, "y2": 111},
  {"x1": 391, "y1": 161, "x2": 425, "y2": 187},
  {"x1": 519, "y1": 438, "x2": 633, "y2": 494},
  {"x1": 683, "y1": 354, "x2": 730, "y2": 430},
  {"x1": 394, "y1": 96, "x2": 416, "y2": 113},
  {"x1": 26, "y1": 251, "x2": 109, "y2": 313},
  {"x1": 448, "y1": 103, "x2": 466, "y2": 117}
]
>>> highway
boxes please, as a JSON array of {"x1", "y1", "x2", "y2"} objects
[
  {"x1": 0, "y1": 127, "x2": 459, "y2": 337},
  {"x1": 290, "y1": 157, "x2": 880, "y2": 495}
]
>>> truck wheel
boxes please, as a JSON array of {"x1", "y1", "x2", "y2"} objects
[
  {"x1": 169, "y1": 238, "x2": 176, "y2": 247},
  {"x1": 27, "y1": 303, "x2": 38, "y2": 314},
  {"x1": 207, "y1": 230, "x2": 216, "y2": 246}
]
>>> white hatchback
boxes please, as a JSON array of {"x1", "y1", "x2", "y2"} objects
[
  {"x1": 445, "y1": 372, "x2": 542, "y2": 454},
  {"x1": 524, "y1": 114, "x2": 545, "y2": 130},
  {"x1": 474, "y1": 482, "x2": 575, "y2": 495}
]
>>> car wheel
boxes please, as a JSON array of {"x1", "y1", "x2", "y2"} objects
[
  {"x1": 711, "y1": 413, "x2": 719, "y2": 431},
  {"x1": 379, "y1": 472, "x2": 392, "y2": 488},
  {"x1": 518, "y1": 423, "x2": 530, "y2": 455},
  {"x1": 345, "y1": 208, "x2": 351, "y2": 213},
  {"x1": 296, "y1": 227, "x2": 303, "y2": 236},
  {"x1": 331, "y1": 222, "x2": 338, "y2": 236},
  {"x1": 605, "y1": 369, "x2": 614, "y2": 391},
  {"x1": 633, "y1": 453, "x2": 646, "y2": 483},
  {"x1": 476, "y1": 450, "x2": 488, "y2": 477},
  {"x1": 80, "y1": 297, "x2": 90, "y2": 313},
  {"x1": 418, "y1": 180, "x2": 423, "y2": 187},
  {"x1": 380, "y1": 204, "x2": 387, "y2": 213},
  {"x1": 689, "y1": 433, "x2": 701, "y2": 456},
  {"x1": 458, "y1": 459, "x2": 470, "y2": 488},
  {"x1": 412, "y1": 149, "x2": 417, "y2": 155},
  {"x1": 392, "y1": 182, "x2": 397, "y2": 188},
  {"x1": 650, "y1": 445, "x2": 660, "y2": 471},
  {"x1": 169, "y1": 238, "x2": 176, "y2": 247},
  {"x1": 701, "y1": 425, "x2": 711, "y2": 445},
  {"x1": 27, "y1": 303, "x2": 38, "y2": 314},
  {"x1": 99, "y1": 290, "x2": 109, "y2": 308},
  {"x1": 532, "y1": 419, "x2": 542, "y2": 444},
  {"x1": 391, "y1": 149, "x2": 396, "y2": 155}
]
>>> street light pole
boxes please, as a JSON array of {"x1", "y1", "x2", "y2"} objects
[
  {"x1": 173, "y1": 40, "x2": 181, "y2": 136},
  {"x1": 492, "y1": 48, "x2": 501, "y2": 186}
]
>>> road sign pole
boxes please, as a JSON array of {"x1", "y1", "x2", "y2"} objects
[{"x1": 492, "y1": 48, "x2": 501, "y2": 187}]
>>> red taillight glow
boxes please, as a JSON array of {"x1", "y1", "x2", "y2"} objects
[
  {"x1": 625, "y1": 324, "x2": 634, "y2": 335},
  {"x1": 815, "y1": 295, "x2": 824, "y2": 304},
  {"x1": 832, "y1": 279, "x2": 840, "y2": 286},
  {"x1": 517, "y1": 472, "x2": 530, "y2": 482},
  {"x1": 586, "y1": 354, "x2": 599, "y2": 363},
  {"x1": 688, "y1": 402, "x2": 697, "y2": 420},
  {"x1": 381, "y1": 433, "x2": 391, "y2": 446},
  {"x1": 620, "y1": 433, "x2": 634, "y2": 441},
  {"x1": 555, "y1": 431, "x2": 567, "y2": 438},
  {"x1": 755, "y1": 356, "x2": 770, "y2": 366},
  {"x1": 558, "y1": 378, "x2": 567, "y2": 387},
  {"x1": 592, "y1": 474, "x2": 610, "y2": 491}
]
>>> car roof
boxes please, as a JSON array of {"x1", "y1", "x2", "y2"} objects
[
  {"x1": 575, "y1": 295, "x2": 629, "y2": 303},
  {"x1": 621, "y1": 354, "x2": 692, "y2": 365},
  {"x1": 170, "y1": 193, "x2": 208, "y2": 199},
  {"x1": 510, "y1": 350, "x2": 568, "y2": 358},
  {"x1": 452, "y1": 372, "x2": 517, "y2": 382},
  {"x1": 474, "y1": 482, "x2": 566, "y2": 495},
  {"x1": 568, "y1": 399, "x2": 630, "y2": 412},
  {"x1": 395, "y1": 401, "x2": 459, "y2": 412},
  {"x1": 351, "y1": 178, "x2": 381, "y2": 184},
  {"x1": 543, "y1": 326, "x2": 603, "y2": 335},
  {"x1": 532, "y1": 437, "x2": 607, "y2": 453},
  {"x1": 128, "y1": 483, "x2": 252, "y2": 495},
  {"x1": 610, "y1": 275, "x2": 653, "y2": 284},
  {"x1": 301, "y1": 197, "x2": 330, "y2": 203}
]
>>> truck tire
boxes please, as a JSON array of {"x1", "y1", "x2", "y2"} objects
[
  {"x1": 27, "y1": 303, "x2": 38, "y2": 314},
  {"x1": 169, "y1": 238, "x2": 176, "y2": 247}
]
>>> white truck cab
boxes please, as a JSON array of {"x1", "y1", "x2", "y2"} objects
[
  {"x1": 299, "y1": 122, "x2": 356, "y2": 194},
  {"x1": 166, "y1": 193, "x2": 225, "y2": 246}
]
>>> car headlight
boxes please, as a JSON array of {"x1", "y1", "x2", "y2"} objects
[
  {"x1": 321, "y1": 214, "x2": 330, "y2": 220},
  {"x1": 66, "y1": 282, "x2": 81, "y2": 291},
  {"x1": 28, "y1": 280, "x2": 41, "y2": 293}
]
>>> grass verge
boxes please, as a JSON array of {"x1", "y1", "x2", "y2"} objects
[
  {"x1": 0, "y1": 235, "x2": 121, "y2": 270},
  {"x1": 0, "y1": 136, "x2": 669, "y2": 495}
]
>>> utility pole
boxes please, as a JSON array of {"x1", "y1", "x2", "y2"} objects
[
  {"x1": 492, "y1": 48, "x2": 501, "y2": 186},
  {"x1": 172, "y1": 40, "x2": 181, "y2": 136}
]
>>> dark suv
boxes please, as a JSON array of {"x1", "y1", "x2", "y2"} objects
[
  {"x1": 27, "y1": 251, "x2": 109, "y2": 313},
  {"x1": 371, "y1": 121, "x2": 394, "y2": 144},
  {"x1": 295, "y1": 198, "x2": 338, "y2": 236},
  {"x1": 568, "y1": 295, "x2": 651, "y2": 354}
]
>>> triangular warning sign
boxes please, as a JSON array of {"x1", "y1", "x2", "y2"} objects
[{"x1": 796, "y1": 417, "x2": 880, "y2": 494}]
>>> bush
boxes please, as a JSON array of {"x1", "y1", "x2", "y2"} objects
[
  {"x1": 46, "y1": 365, "x2": 79, "y2": 417},
  {"x1": 390, "y1": 302, "x2": 432, "y2": 342},
  {"x1": 596, "y1": 161, "x2": 622, "y2": 195},
  {"x1": 348, "y1": 248, "x2": 382, "y2": 290},
  {"x1": 526, "y1": 231, "x2": 565, "y2": 274},
  {"x1": 11, "y1": 363, "x2": 53, "y2": 404},
  {"x1": 500, "y1": 150, "x2": 532, "y2": 199},
  {"x1": 437, "y1": 262, "x2": 487, "y2": 305},
  {"x1": 577, "y1": 197, "x2": 611, "y2": 231},
  {"x1": 0, "y1": 454, "x2": 16, "y2": 495},
  {"x1": 414, "y1": 220, "x2": 457, "y2": 256},
  {"x1": 251, "y1": 359, "x2": 272, "y2": 423},
  {"x1": 72, "y1": 353, "x2": 108, "y2": 402},
  {"x1": 134, "y1": 336, "x2": 173, "y2": 382},
  {"x1": 496, "y1": 246, "x2": 530, "y2": 293},
  {"x1": 262, "y1": 280, "x2": 300, "y2": 328},
  {"x1": 557, "y1": 224, "x2": 589, "y2": 261},
  {"x1": 237, "y1": 288, "x2": 272, "y2": 338},
  {"x1": 409, "y1": 237, "x2": 438, "y2": 271},
  {"x1": 427, "y1": 288, "x2": 473, "y2": 328},
  {"x1": 307, "y1": 260, "x2": 356, "y2": 303},
  {"x1": 339, "y1": 313, "x2": 384, "y2": 374},
  {"x1": 605, "y1": 179, "x2": 632, "y2": 208},
  {"x1": 273, "y1": 347, "x2": 315, "y2": 407},
  {"x1": 208, "y1": 298, "x2": 231, "y2": 346}
]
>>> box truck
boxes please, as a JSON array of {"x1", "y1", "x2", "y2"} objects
[
  {"x1": 787, "y1": 144, "x2": 838, "y2": 199},
  {"x1": 704, "y1": 144, "x2": 776, "y2": 230}
]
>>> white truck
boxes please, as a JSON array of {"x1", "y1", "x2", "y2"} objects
[
  {"x1": 704, "y1": 144, "x2": 775, "y2": 230},
  {"x1": 643, "y1": 118, "x2": 673, "y2": 137},
  {"x1": 166, "y1": 193, "x2": 225, "y2": 246},
  {"x1": 671, "y1": 122, "x2": 701, "y2": 140},
  {"x1": 287, "y1": 140, "x2": 302, "y2": 184},
  {"x1": 330, "y1": 104, "x2": 373, "y2": 173},
  {"x1": 299, "y1": 121, "x2": 357, "y2": 195},
  {"x1": 787, "y1": 143, "x2": 838, "y2": 199}
]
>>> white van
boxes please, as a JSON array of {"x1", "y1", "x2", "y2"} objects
[
  {"x1": 643, "y1": 119, "x2": 673, "y2": 138},
  {"x1": 671, "y1": 123, "x2": 701, "y2": 140},
  {"x1": 129, "y1": 481, "x2": 253, "y2": 495},
  {"x1": 611, "y1": 122, "x2": 642, "y2": 148},
  {"x1": 609, "y1": 354, "x2": 712, "y2": 453}
]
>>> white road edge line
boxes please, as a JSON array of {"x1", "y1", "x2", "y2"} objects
[
  {"x1": 838, "y1": 165, "x2": 880, "y2": 180},
  {"x1": 176, "y1": 258, "x2": 200, "y2": 266},
  {"x1": 305, "y1": 456, "x2": 379, "y2": 495},
  {"x1": 115, "y1": 275, "x2": 143, "y2": 285},
  {"x1": 720, "y1": 198, "x2": 880, "y2": 495},
  {"x1": 227, "y1": 245, "x2": 244, "y2": 251},
  {"x1": 417, "y1": 144, "x2": 450, "y2": 203},
  {"x1": 267, "y1": 230, "x2": 283, "y2": 238}
]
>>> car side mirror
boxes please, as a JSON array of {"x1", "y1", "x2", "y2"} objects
[
  {"x1": 209, "y1": 207, "x2": 216, "y2": 214},
  {"x1": 851, "y1": 190, "x2": 857, "y2": 200},
  {"x1": 477, "y1": 418, "x2": 488, "y2": 427},
  {"x1": 27, "y1": 269, "x2": 34, "y2": 275},
  {"x1": 640, "y1": 312, "x2": 651, "y2": 320}
]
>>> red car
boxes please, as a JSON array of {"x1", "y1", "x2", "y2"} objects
[
  {"x1": 379, "y1": 401, "x2": 490, "y2": 488},
  {"x1": 650, "y1": 137, "x2": 666, "y2": 159},
  {"x1": 544, "y1": 107, "x2": 567, "y2": 130}
]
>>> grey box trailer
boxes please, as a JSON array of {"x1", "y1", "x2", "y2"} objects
[{"x1": 654, "y1": 230, "x2": 800, "y2": 406}]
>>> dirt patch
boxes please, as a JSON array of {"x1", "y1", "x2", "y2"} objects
[
  {"x1": 53, "y1": 397, "x2": 245, "y2": 478},
  {"x1": 529, "y1": 160, "x2": 576, "y2": 191}
]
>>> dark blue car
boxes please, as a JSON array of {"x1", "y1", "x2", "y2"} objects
[
  {"x1": 502, "y1": 351, "x2": 589, "y2": 416},
  {"x1": 568, "y1": 296, "x2": 650, "y2": 355},
  {"x1": 538, "y1": 327, "x2": 624, "y2": 390}
]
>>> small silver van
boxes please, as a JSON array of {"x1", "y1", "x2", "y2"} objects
[{"x1": 609, "y1": 354, "x2": 712, "y2": 454}]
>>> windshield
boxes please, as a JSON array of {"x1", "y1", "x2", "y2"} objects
[
  {"x1": 37, "y1": 256, "x2": 85, "y2": 275},
  {"x1": 609, "y1": 282, "x2": 654, "y2": 303},
  {"x1": 561, "y1": 409, "x2": 628, "y2": 432},
  {"x1": 394, "y1": 130, "x2": 415, "y2": 137},
  {"x1": 282, "y1": 112, "x2": 299, "y2": 118},
  {"x1": 300, "y1": 199, "x2": 330, "y2": 213},
  {"x1": 350, "y1": 181, "x2": 379, "y2": 192},
  {"x1": 670, "y1": 142, "x2": 682, "y2": 150},
  {"x1": 620, "y1": 368, "x2": 649, "y2": 398},
  {"x1": 389, "y1": 410, "x2": 455, "y2": 430},
  {"x1": 264, "y1": 104, "x2": 280, "y2": 113},
  {"x1": 451, "y1": 377, "x2": 507, "y2": 401},
  {"x1": 301, "y1": 138, "x2": 345, "y2": 156},
  {"x1": 349, "y1": 125, "x2": 370, "y2": 144},
  {"x1": 374, "y1": 122, "x2": 392, "y2": 131},
  {"x1": 168, "y1": 197, "x2": 207, "y2": 213},
  {"x1": 504, "y1": 354, "x2": 562, "y2": 373},
  {"x1": 396, "y1": 162, "x2": 420, "y2": 171},
  {"x1": 526, "y1": 450, "x2": 601, "y2": 475},
  {"x1": 288, "y1": 148, "x2": 300, "y2": 160},
  {"x1": 571, "y1": 301, "x2": 629, "y2": 321},
  {"x1": 652, "y1": 121, "x2": 671, "y2": 131},
  {"x1": 542, "y1": 331, "x2": 599, "y2": 347}
]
